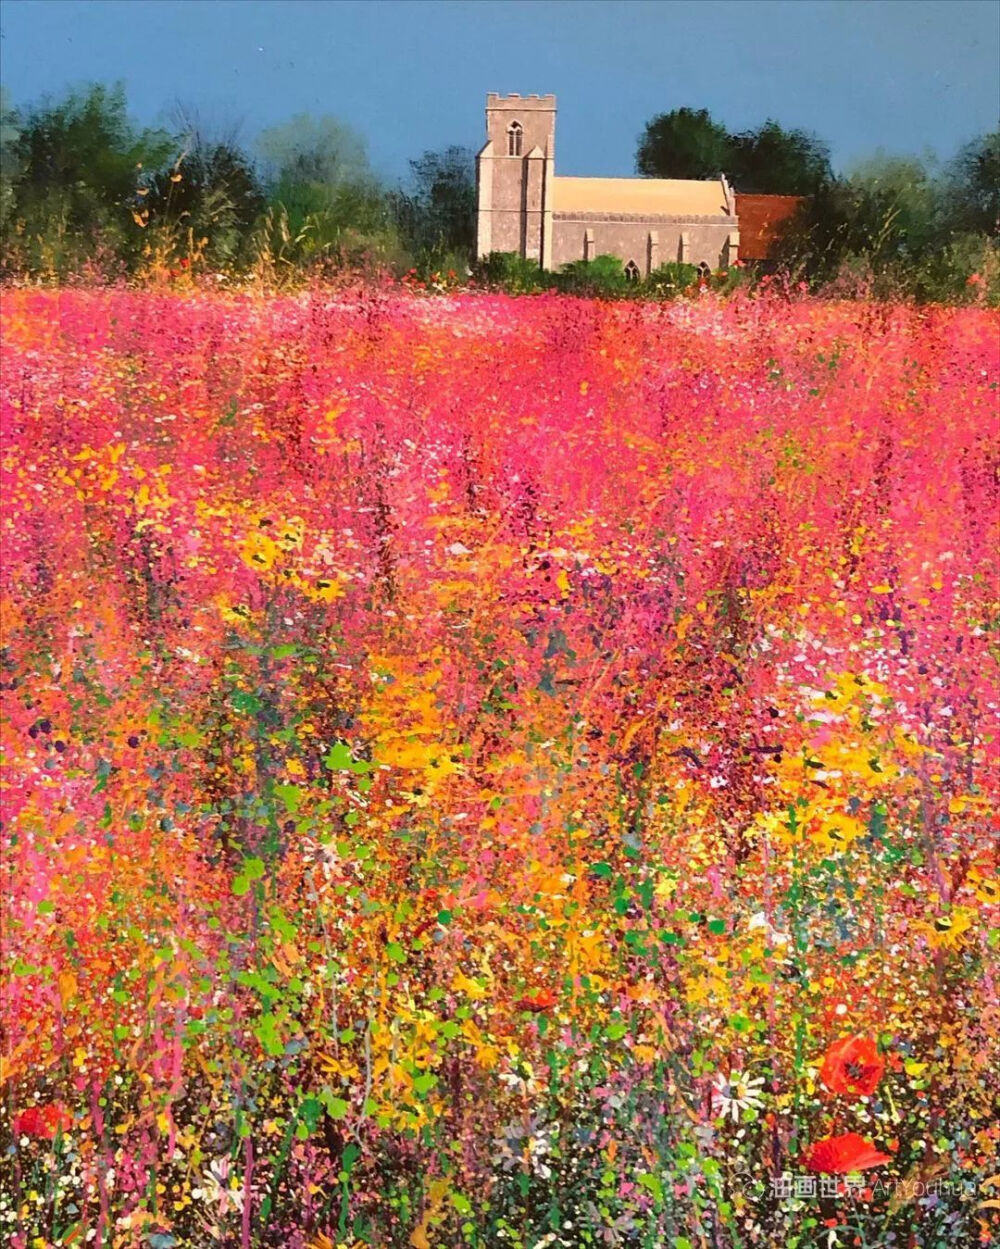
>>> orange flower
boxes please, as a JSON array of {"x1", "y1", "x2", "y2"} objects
[
  {"x1": 803, "y1": 1132, "x2": 894, "y2": 1174},
  {"x1": 515, "y1": 989, "x2": 558, "y2": 1013},
  {"x1": 819, "y1": 1035, "x2": 885, "y2": 1098},
  {"x1": 13, "y1": 1102, "x2": 73, "y2": 1140}
]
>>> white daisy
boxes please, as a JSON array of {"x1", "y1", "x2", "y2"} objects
[{"x1": 712, "y1": 1071, "x2": 766, "y2": 1122}]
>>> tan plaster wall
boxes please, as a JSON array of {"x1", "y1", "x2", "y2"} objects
[{"x1": 552, "y1": 177, "x2": 729, "y2": 216}]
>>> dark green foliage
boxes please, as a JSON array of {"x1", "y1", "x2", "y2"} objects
[
  {"x1": 257, "y1": 114, "x2": 379, "y2": 240},
  {"x1": 646, "y1": 262, "x2": 699, "y2": 295},
  {"x1": 942, "y1": 130, "x2": 1000, "y2": 237},
  {"x1": 636, "y1": 108, "x2": 731, "y2": 180},
  {"x1": 729, "y1": 120, "x2": 832, "y2": 195},
  {"x1": 473, "y1": 250, "x2": 549, "y2": 292},
  {"x1": 1, "y1": 83, "x2": 174, "y2": 276},
  {"x1": 0, "y1": 89, "x2": 23, "y2": 229},
  {"x1": 393, "y1": 145, "x2": 476, "y2": 269},
  {"x1": 253, "y1": 113, "x2": 407, "y2": 275},
  {"x1": 146, "y1": 138, "x2": 265, "y2": 268},
  {"x1": 0, "y1": 78, "x2": 995, "y2": 303},
  {"x1": 556, "y1": 254, "x2": 632, "y2": 296},
  {"x1": 774, "y1": 151, "x2": 1000, "y2": 303},
  {"x1": 637, "y1": 107, "x2": 830, "y2": 195}
]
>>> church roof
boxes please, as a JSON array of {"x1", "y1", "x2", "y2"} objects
[
  {"x1": 551, "y1": 176, "x2": 731, "y2": 217},
  {"x1": 734, "y1": 194, "x2": 805, "y2": 260}
]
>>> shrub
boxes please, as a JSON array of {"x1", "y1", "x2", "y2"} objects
[
  {"x1": 556, "y1": 253, "x2": 632, "y2": 297},
  {"x1": 909, "y1": 233, "x2": 1000, "y2": 306},
  {"x1": 645, "y1": 261, "x2": 699, "y2": 297},
  {"x1": 472, "y1": 250, "x2": 548, "y2": 293}
]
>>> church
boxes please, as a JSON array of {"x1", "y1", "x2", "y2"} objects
[{"x1": 475, "y1": 94, "x2": 799, "y2": 275}]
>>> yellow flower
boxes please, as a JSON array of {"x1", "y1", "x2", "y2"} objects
[
  {"x1": 811, "y1": 810, "x2": 865, "y2": 854},
  {"x1": 313, "y1": 576, "x2": 344, "y2": 601},
  {"x1": 920, "y1": 906, "x2": 976, "y2": 950},
  {"x1": 241, "y1": 531, "x2": 279, "y2": 572},
  {"x1": 967, "y1": 868, "x2": 999, "y2": 906}
]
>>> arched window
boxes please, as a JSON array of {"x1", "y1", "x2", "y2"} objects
[
  {"x1": 624, "y1": 260, "x2": 641, "y2": 283},
  {"x1": 507, "y1": 121, "x2": 523, "y2": 157}
]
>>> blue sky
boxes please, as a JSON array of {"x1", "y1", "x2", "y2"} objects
[{"x1": 1, "y1": 0, "x2": 997, "y2": 182}]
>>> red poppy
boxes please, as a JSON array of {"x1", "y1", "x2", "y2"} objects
[
  {"x1": 803, "y1": 1132, "x2": 894, "y2": 1174},
  {"x1": 819, "y1": 1036, "x2": 885, "y2": 1098},
  {"x1": 13, "y1": 1102, "x2": 73, "y2": 1140},
  {"x1": 515, "y1": 989, "x2": 557, "y2": 1012}
]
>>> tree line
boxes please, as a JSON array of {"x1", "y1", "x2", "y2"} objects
[
  {"x1": 637, "y1": 108, "x2": 999, "y2": 301},
  {"x1": 0, "y1": 84, "x2": 476, "y2": 285},
  {"x1": 0, "y1": 83, "x2": 996, "y2": 301}
]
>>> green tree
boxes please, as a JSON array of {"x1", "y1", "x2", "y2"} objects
[
  {"x1": 729, "y1": 120, "x2": 832, "y2": 194},
  {"x1": 775, "y1": 146, "x2": 999, "y2": 302},
  {"x1": 393, "y1": 145, "x2": 476, "y2": 267},
  {"x1": 942, "y1": 130, "x2": 1000, "y2": 236},
  {"x1": 146, "y1": 110, "x2": 265, "y2": 268},
  {"x1": 258, "y1": 114, "x2": 371, "y2": 191},
  {"x1": 635, "y1": 108, "x2": 731, "y2": 180},
  {"x1": 3, "y1": 83, "x2": 174, "y2": 275},
  {"x1": 252, "y1": 113, "x2": 402, "y2": 271},
  {"x1": 257, "y1": 114, "x2": 374, "y2": 234},
  {"x1": 0, "y1": 88, "x2": 22, "y2": 229}
]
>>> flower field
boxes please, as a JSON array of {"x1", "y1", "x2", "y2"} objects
[{"x1": 1, "y1": 287, "x2": 998, "y2": 1249}]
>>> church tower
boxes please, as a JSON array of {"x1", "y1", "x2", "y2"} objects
[{"x1": 476, "y1": 94, "x2": 555, "y2": 267}]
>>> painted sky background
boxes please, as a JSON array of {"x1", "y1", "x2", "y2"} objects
[{"x1": 1, "y1": 0, "x2": 997, "y2": 182}]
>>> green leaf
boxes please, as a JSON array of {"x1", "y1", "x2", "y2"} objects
[
  {"x1": 232, "y1": 875, "x2": 250, "y2": 896},
  {"x1": 273, "y1": 784, "x2": 301, "y2": 814},
  {"x1": 324, "y1": 742, "x2": 354, "y2": 771},
  {"x1": 590, "y1": 862, "x2": 613, "y2": 878},
  {"x1": 254, "y1": 1012, "x2": 284, "y2": 1056},
  {"x1": 386, "y1": 942, "x2": 407, "y2": 964},
  {"x1": 299, "y1": 1096, "x2": 322, "y2": 1132},
  {"x1": 638, "y1": 1171, "x2": 664, "y2": 1203},
  {"x1": 413, "y1": 1072, "x2": 437, "y2": 1095},
  {"x1": 321, "y1": 1091, "x2": 349, "y2": 1120},
  {"x1": 243, "y1": 857, "x2": 266, "y2": 880}
]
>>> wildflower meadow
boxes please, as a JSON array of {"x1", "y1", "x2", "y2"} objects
[{"x1": 1, "y1": 286, "x2": 998, "y2": 1249}]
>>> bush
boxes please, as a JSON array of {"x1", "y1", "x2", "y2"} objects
[
  {"x1": 472, "y1": 250, "x2": 548, "y2": 293},
  {"x1": 645, "y1": 261, "x2": 699, "y2": 296},
  {"x1": 556, "y1": 254, "x2": 633, "y2": 297},
  {"x1": 909, "y1": 233, "x2": 1000, "y2": 306}
]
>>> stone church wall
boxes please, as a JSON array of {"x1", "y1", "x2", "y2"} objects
[{"x1": 550, "y1": 217, "x2": 738, "y2": 273}]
